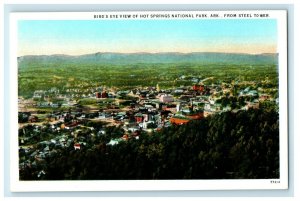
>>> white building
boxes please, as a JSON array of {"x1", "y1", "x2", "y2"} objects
[{"x1": 159, "y1": 94, "x2": 174, "y2": 103}]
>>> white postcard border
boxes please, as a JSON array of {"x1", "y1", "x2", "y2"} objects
[{"x1": 9, "y1": 10, "x2": 288, "y2": 192}]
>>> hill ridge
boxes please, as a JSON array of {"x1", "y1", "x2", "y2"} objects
[{"x1": 18, "y1": 52, "x2": 278, "y2": 67}]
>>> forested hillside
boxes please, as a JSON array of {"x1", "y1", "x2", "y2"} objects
[{"x1": 20, "y1": 108, "x2": 279, "y2": 180}]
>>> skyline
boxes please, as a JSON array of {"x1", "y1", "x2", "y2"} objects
[{"x1": 18, "y1": 19, "x2": 277, "y2": 56}]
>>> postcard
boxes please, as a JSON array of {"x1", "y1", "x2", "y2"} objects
[{"x1": 9, "y1": 10, "x2": 288, "y2": 191}]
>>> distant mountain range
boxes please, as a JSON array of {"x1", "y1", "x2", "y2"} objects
[{"x1": 18, "y1": 52, "x2": 278, "y2": 67}]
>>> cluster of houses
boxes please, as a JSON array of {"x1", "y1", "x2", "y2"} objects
[
  {"x1": 19, "y1": 78, "x2": 278, "y2": 178},
  {"x1": 24, "y1": 80, "x2": 278, "y2": 129}
]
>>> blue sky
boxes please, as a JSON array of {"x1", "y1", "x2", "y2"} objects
[{"x1": 18, "y1": 19, "x2": 277, "y2": 56}]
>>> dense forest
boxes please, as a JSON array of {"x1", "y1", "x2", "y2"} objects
[{"x1": 20, "y1": 108, "x2": 279, "y2": 180}]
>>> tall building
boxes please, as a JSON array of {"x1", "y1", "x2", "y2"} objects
[{"x1": 156, "y1": 83, "x2": 160, "y2": 92}]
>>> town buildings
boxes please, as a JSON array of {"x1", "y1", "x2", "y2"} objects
[{"x1": 18, "y1": 76, "x2": 279, "y2": 178}]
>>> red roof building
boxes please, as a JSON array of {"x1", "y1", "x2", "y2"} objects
[
  {"x1": 134, "y1": 113, "x2": 144, "y2": 123},
  {"x1": 74, "y1": 143, "x2": 81, "y2": 150},
  {"x1": 193, "y1": 84, "x2": 205, "y2": 92}
]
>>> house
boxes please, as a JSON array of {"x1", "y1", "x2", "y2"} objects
[
  {"x1": 74, "y1": 143, "x2": 81, "y2": 150},
  {"x1": 174, "y1": 89, "x2": 184, "y2": 94},
  {"x1": 58, "y1": 137, "x2": 67, "y2": 146},
  {"x1": 142, "y1": 120, "x2": 156, "y2": 129},
  {"x1": 107, "y1": 139, "x2": 122, "y2": 146},
  {"x1": 259, "y1": 94, "x2": 271, "y2": 101},
  {"x1": 193, "y1": 84, "x2": 205, "y2": 92},
  {"x1": 147, "y1": 93, "x2": 156, "y2": 99},
  {"x1": 50, "y1": 139, "x2": 57, "y2": 144},
  {"x1": 164, "y1": 104, "x2": 177, "y2": 113},
  {"x1": 64, "y1": 121, "x2": 80, "y2": 129},
  {"x1": 97, "y1": 129, "x2": 106, "y2": 136},
  {"x1": 117, "y1": 90, "x2": 130, "y2": 97},
  {"x1": 35, "y1": 152, "x2": 46, "y2": 160},
  {"x1": 144, "y1": 104, "x2": 154, "y2": 111},
  {"x1": 30, "y1": 151, "x2": 38, "y2": 158},
  {"x1": 37, "y1": 170, "x2": 46, "y2": 178},
  {"x1": 222, "y1": 106, "x2": 232, "y2": 112},
  {"x1": 191, "y1": 78, "x2": 199, "y2": 83},
  {"x1": 122, "y1": 134, "x2": 129, "y2": 140},
  {"x1": 113, "y1": 112, "x2": 127, "y2": 122},
  {"x1": 204, "y1": 110, "x2": 214, "y2": 117},
  {"x1": 134, "y1": 113, "x2": 144, "y2": 123},
  {"x1": 43, "y1": 146, "x2": 50, "y2": 153},
  {"x1": 128, "y1": 127, "x2": 140, "y2": 133},
  {"x1": 159, "y1": 94, "x2": 174, "y2": 103},
  {"x1": 28, "y1": 115, "x2": 38, "y2": 123},
  {"x1": 245, "y1": 101, "x2": 259, "y2": 110},
  {"x1": 248, "y1": 90, "x2": 258, "y2": 97},
  {"x1": 18, "y1": 112, "x2": 31, "y2": 122},
  {"x1": 96, "y1": 91, "x2": 108, "y2": 98},
  {"x1": 33, "y1": 90, "x2": 45, "y2": 99}
]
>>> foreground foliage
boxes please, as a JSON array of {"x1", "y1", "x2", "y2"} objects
[{"x1": 20, "y1": 108, "x2": 279, "y2": 180}]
